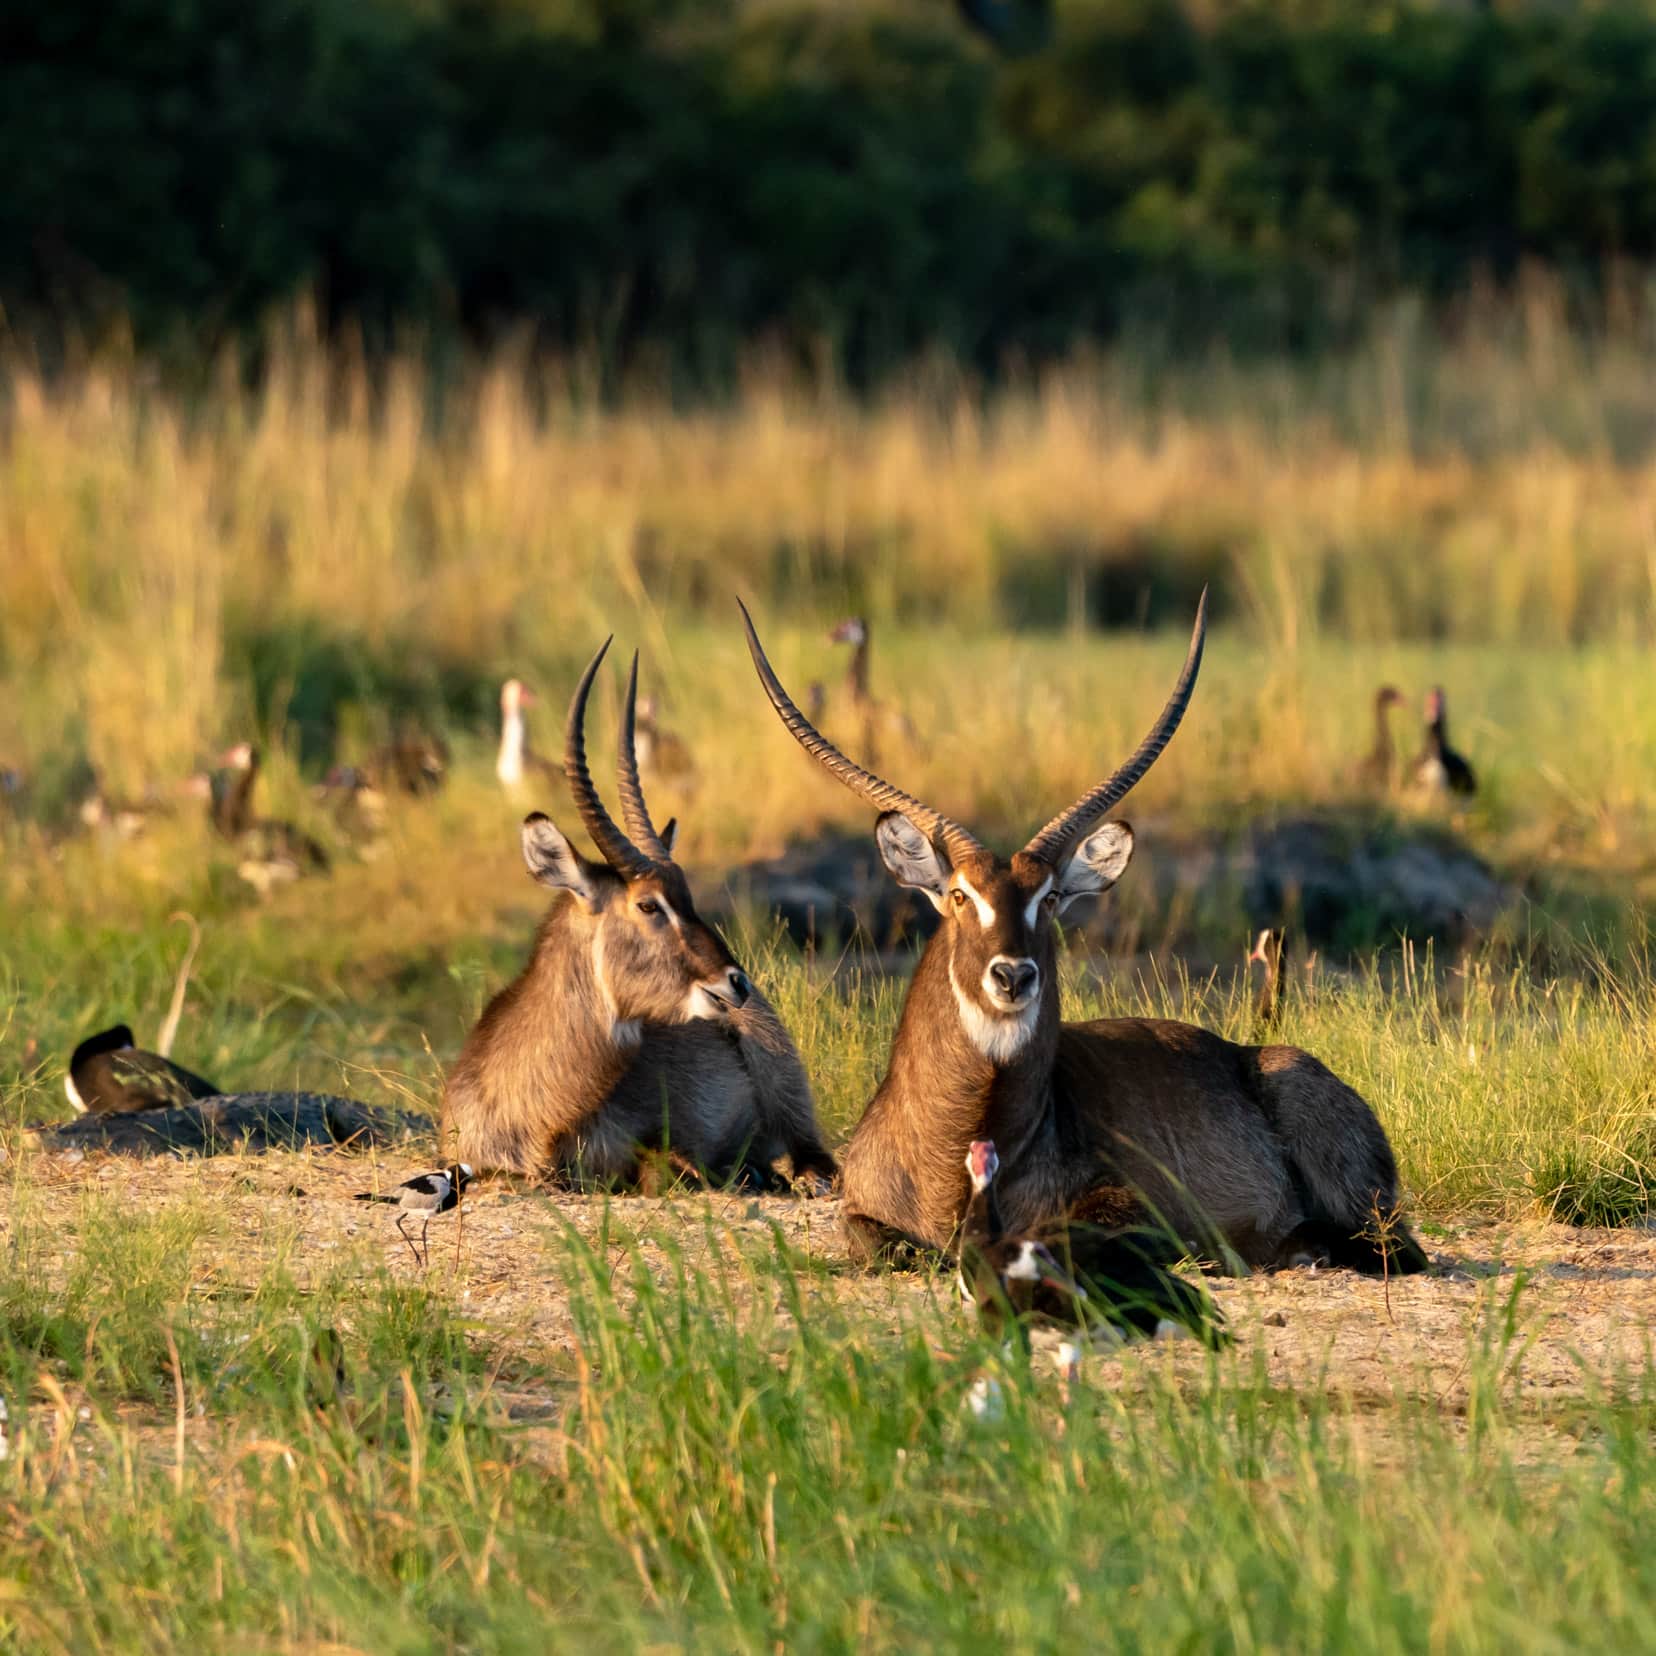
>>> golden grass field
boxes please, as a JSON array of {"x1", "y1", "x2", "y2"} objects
[{"x1": 7, "y1": 310, "x2": 1656, "y2": 1648}]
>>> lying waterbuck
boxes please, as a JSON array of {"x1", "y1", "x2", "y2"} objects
[
  {"x1": 442, "y1": 641, "x2": 836, "y2": 1192},
  {"x1": 739, "y1": 596, "x2": 1426, "y2": 1274}
]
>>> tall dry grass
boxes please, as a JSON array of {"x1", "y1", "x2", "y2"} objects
[{"x1": 7, "y1": 294, "x2": 1656, "y2": 804}]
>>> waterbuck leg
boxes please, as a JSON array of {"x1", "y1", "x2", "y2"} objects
[
  {"x1": 1276, "y1": 1216, "x2": 1429, "y2": 1276},
  {"x1": 789, "y1": 1147, "x2": 839, "y2": 1196}
]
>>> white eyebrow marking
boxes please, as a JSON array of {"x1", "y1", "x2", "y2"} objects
[
  {"x1": 953, "y1": 875, "x2": 995, "y2": 928},
  {"x1": 1023, "y1": 875, "x2": 1054, "y2": 929},
  {"x1": 659, "y1": 899, "x2": 682, "y2": 933}
]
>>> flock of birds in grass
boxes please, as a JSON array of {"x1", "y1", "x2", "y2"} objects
[
  {"x1": 2, "y1": 620, "x2": 1477, "y2": 881},
  {"x1": 15, "y1": 606, "x2": 1472, "y2": 1400}
]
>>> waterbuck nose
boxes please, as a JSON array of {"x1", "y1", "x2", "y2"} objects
[
  {"x1": 725, "y1": 967, "x2": 751, "y2": 1009},
  {"x1": 989, "y1": 959, "x2": 1038, "y2": 1002}
]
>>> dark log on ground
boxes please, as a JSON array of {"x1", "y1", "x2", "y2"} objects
[
  {"x1": 25, "y1": 1093, "x2": 423, "y2": 1157},
  {"x1": 710, "y1": 815, "x2": 1515, "y2": 960}
]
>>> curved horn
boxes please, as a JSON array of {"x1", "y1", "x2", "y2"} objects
[
  {"x1": 738, "y1": 599, "x2": 984, "y2": 866},
  {"x1": 615, "y1": 651, "x2": 673, "y2": 863},
  {"x1": 564, "y1": 638, "x2": 655, "y2": 878},
  {"x1": 1022, "y1": 588, "x2": 1208, "y2": 867}
]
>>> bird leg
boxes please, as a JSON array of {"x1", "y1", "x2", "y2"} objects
[{"x1": 395, "y1": 1213, "x2": 425, "y2": 1268}]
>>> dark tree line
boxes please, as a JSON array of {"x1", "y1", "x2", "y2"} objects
[{"x1": 6, "y1": 0, "x2": 1656, "y2": 375}]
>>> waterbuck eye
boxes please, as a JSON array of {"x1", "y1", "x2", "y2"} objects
[
  {"x1": 636, "y1": 898, "x2": 661, "y2": 917},
  {"x1": 949, "y1": 889, "x2": 968, "y2": 910},
  {"x1": 1041, "y1": 893, "x2": 1059, "y2": 911}
]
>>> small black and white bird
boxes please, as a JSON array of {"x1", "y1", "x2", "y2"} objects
[
  {"x1": 65, "y1": 1024, "x2": 222, "y2": 1115},
  {"x1": 355, "y1": 1164, "x2": 474, "y2": 1266},
  {"x1": 958, "y1": 1140, "x2": 1227, "y2": 1364}
]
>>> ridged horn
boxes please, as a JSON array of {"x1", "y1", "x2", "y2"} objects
[
  {"x1": 615, "y1": 651, "x2": 673, "y2": 863},
  {"x1": 1021, "y1": 588, "x2": 1208, "y2": 867},
  {"x1": 564, "y1": 638, "x2": 655, "y2": 878},
  {"x1": 738, "y1": 598, "x2": 984, "y2": 867}
]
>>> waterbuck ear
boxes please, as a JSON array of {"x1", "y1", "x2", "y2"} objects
[
  {"x1": 658, "y1": 817, "x2": 678, "y2": 857},
  {"x1": 875, "y1": 810, "x2": 952, "y2": 910},
  {"x1": 1054, "y1": 821, "x2": 1134, "y2": 914},
  {"x1": 521, "y1": 813, "x2": 603, "y2": 907}
]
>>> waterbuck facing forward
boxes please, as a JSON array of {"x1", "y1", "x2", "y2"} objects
[
  {"x1": 442, "y1": 641, "x2": 836, "y2": 1192},
  {"x1": 739, "y1": 596, "x2": 1426, "y2": 1274}
]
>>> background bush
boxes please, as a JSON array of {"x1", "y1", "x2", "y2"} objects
[{"x1": 11, "y1": 0, "x2": 1656, "y2": 377}]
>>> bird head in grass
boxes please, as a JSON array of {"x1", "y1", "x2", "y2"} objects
[{"x1": 965, "y1": 1138, "x2": 999, "y2": 1193}]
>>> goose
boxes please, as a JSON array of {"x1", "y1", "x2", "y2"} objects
[
  {"x1": 207, "y1": 744, "x2": 330, "y2": 893},
  {"x1": 77, "y1": 773, "x2": 174, "y2": 839},
  {"x1": 828, "y1": 616, "x2": 925, "y2": 768},
  {"x1": 958, "y1": 1139, "x2": 1227, "y2": 1355},
  {"x1": 634, "y1": 694, "x2": 696, "y2": 782},
  {"x1": 355, "y1": 1163, "x2": 473, "y2": 1266},
  {"x1": 1247, "y1": 927, "x2": 1285, "y2": 1033},
  {"x1": 65, "y1": 912, "x2": 216, "y2": 1114},
  {"x1": 496, "y1": 679, "x2": 560, "y2": 793},
  {"x1": 208, "y1": 742, "x2": 260, "y2": 837},
  {"x1": 1, "y1": 764, "x2": 27, "y2": 816},
  {"x1": 1411, "y1": 687, "x2": 1476, "y2": 798},
  {"x1": 1356, "y1": 685, "x2": 1404, "y2": 791},
  {"x1": 65, "y1": 1024, "x2": 220, "y2": 1116},
  {"x1": 313, "y1": 764, "x2": 389, "y2": 843},
  {"x1": 371, "y1": 720, "x2": 449, "y2": 796}
]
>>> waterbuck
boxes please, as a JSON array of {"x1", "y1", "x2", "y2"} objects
[
  {"x1": 739, "y1": 596, "x2": 1427, "y2": 1274},
  {"x1": 442, "y1": 641, "x2": 836, "y2": 1192}
]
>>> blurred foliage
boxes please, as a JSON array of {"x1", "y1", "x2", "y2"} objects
[{"x1": 8, "y1": 0, "x2": 1656, "y2": 374}]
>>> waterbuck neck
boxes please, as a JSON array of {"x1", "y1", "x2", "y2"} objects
[
  {"x1": 874, "y1": 939, "x2": 1059, "y2": 1220},
  {"x1": 497, "y1": 901, "x2": 643, "y2": 1121}
]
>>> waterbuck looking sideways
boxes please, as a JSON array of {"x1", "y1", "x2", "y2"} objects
[
  {"x1": 739, "y1": 595, "x2": 1427, "y2": 1275},
  {"x1": 442, "y1": 641, "x2": 836, "y2": 1192}
]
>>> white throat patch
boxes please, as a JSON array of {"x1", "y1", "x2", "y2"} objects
[
  {"x1": 64, "y1": 1072, "x2": 87, "y2": 1113},
  {"x1": 1004, "y1": 1241, "x2": 1044, "y2": 1282},
  {"x1": 949, "y1": 961, "x2": 1041, "y2": 1064}
]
